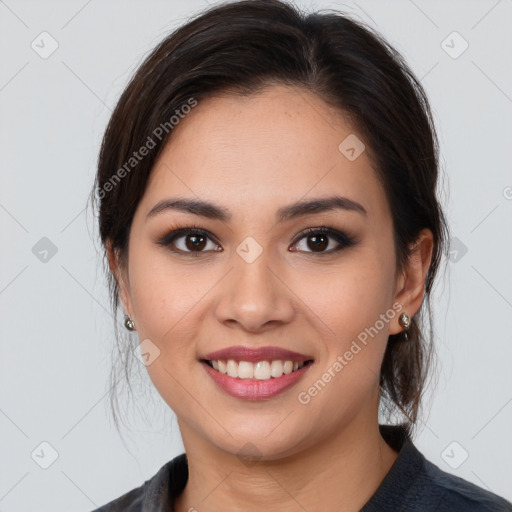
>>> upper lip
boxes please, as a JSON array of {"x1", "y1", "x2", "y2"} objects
[{"x1": 201, "y1": 346, "x2": 314, "y2": 363}]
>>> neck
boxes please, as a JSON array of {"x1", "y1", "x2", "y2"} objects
[{"x1": 174, "y1": 414, "x2": 398, "y2": 512}]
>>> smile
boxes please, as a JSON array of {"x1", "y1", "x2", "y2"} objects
[
  {"x1": 200, "y1": 359, "x2": 314, "y2": 400},
  {"x1": 203, "y1": 359, "x2": 313, "y2": 380}
]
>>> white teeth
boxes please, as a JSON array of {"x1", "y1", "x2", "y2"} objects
[
  {"x1": 218, "y1": 360, "x2": 227, "y2": 374},
  {"x1": 270, "y1": 360, "x2": 283, "y2": 378},
  {"x1": 208, "y1": 359, "x2": 307, "y2": 380},
  {"x1": 254, "y1": 361, "x2": 271, "y2": 380},
  {"x1": 226, "y1": 359, "x2": 238, "y2": 378},
  {"x1": 238, "y1": 361, "x2": 254, "y2": 379},
  {"x1": 283, "y1": 360, "x2": 293, "y2": 374}
]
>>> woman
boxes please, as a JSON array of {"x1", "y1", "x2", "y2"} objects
[{"x1": 90, "y1": 0, "x2": 511, "y2": 510}]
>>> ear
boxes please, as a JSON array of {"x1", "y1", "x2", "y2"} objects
[
  {"x1": 390, "y1": 228, "x2": 434, "y2": 335},
  {"x1": 106, "y1": 239, "x2": 135, "y2": 321}
]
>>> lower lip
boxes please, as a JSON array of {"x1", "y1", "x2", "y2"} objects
[{"x1": 201, "y1": 361, "x2": 312, "y2": 400}]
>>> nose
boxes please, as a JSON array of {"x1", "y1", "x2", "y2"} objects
[{"x1": 213, "y1": 250, "x2": 296, "y2": 333}]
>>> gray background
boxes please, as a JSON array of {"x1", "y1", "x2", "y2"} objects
[{"x1": 1, "y1": 0, "x2": 511, "y2": 510}]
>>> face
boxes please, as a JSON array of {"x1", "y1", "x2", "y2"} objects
[{"x1": 112, "y1": 84, "x2": 417, "y2": 460}]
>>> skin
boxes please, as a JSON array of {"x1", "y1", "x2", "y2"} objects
[{"x1": 108, "y1": 84, "x2": 434, "y2": 512}]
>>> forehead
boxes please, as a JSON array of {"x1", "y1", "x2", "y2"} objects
[{"x1": 141, "y1": 85, "x2": 389, "y2": 223}]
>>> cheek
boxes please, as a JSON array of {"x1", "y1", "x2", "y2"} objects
[
  {"x1": 293, "y1": 273, "x2": 392, "y2": 429},
  {"x1": 128, "y1": 245, "x2": 205, "y2": 337},
  {"x1": 126, "y1": 245, "x2": 231, "y2": 386},
  {"x1": 291, "y1": 251, "x2": 395, "y2": 343},
  {"x1": 126, "y1": 255, "x2": 208, "y2": 411},
  {"x1": 289, "y1": 254, "x2": 394, "y2": 403}
]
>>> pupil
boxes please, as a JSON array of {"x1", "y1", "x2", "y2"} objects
[
  {"x1": 186, "y1": 234, "x2": 206, "y2": 251},
  {"x1": 308, "y1": 234, "x2": 327, "y2": 251}
]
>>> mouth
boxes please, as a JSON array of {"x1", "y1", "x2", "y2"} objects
[
  {"x1": 198, "y1": 346, "x2": 315, "y2": 400},
  {"x1": 200, "y1": 358, "x2": 314, "y2": 380},
  {"x1": 200, "y1": 359, "x2": 314, "y2": 400}
]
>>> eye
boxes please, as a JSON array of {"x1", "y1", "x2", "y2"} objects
[
  {"x1": 156, "y1": 224, "x2": 357, "y2": 256},
  {"x1": 290, "y1": 226, "x2": 356, "y2": 254},
  {"x1": 156, "y1": 224, "x2": 221, "y2": 255}
]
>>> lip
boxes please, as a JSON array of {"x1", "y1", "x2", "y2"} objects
[
  {"x1": 201, "y1": 360, "x2": 313, "y2": 400},
  {"x1": 201, "y1": 345, "x2": 313, "y2": 363}
]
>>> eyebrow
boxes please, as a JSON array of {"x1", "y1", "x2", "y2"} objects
[{"x1": 146, "y1": 195, "x2": 367, "y2": 223}]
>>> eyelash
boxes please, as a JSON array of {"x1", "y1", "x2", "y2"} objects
[{"x1": 156, "y1": 222, "x2": 357, "y2": 257}]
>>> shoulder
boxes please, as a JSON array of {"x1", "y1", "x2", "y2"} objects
[
  {"x1": 88, "y1": 453, "x2": 188, "y2": 512},
  {"x1": 419, "y1": 453, "x2": 512, "y2": 511},
  {"x1": 89, "y1": 483, "x2": 145, "y2": 512},
  {"x1": 369, "y1": 425, "x2": 511, "y2": 512}
]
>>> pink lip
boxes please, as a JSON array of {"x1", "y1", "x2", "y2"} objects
[
  {"x1": 201, "y1": 345, "x2": 313, "y2": 363},
  {"x1": 201, "y1": 360, "x2": 313, "y2": 400}
]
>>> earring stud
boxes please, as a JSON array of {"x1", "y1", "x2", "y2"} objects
[
  {"x1": 398, "y1": 312, "x2": 411, "y2": 341},
  {"x1": 124, "y1": 314, "x2": 136, "y2": 331}
]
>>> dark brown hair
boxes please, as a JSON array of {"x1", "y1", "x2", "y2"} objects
[{"x1": 90, "y1": 0, "x2": 450, "y2": 436}]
